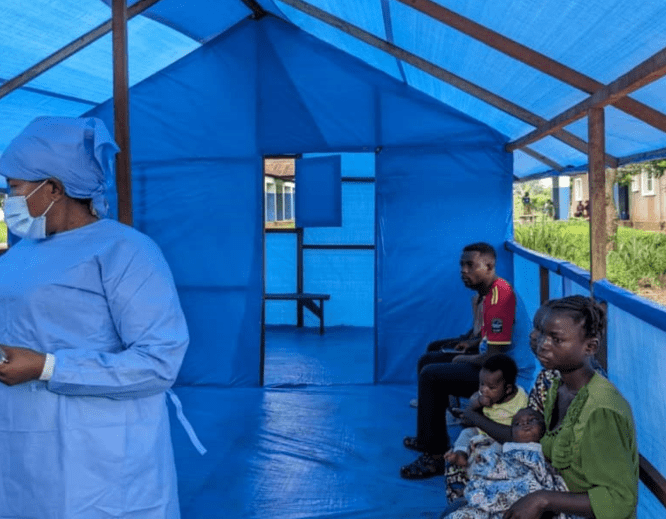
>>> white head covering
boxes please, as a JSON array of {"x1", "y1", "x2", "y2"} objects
[{"x1": 0, "y1": 116, "x2": 119, "y2": 217}]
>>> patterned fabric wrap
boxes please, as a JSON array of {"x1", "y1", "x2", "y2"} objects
[
  {"x1": 444, "y1": 436, "x2": 583, "y2": 519},
  {"x1": 528, "y1": 360, "x2": 606, "y2": 415},
  {"x1": 445, "y1": 461, "x2": 469, "y2": 502},
  {"x1": 528, "y1": 369, "x2": 560, "y2": 414}
]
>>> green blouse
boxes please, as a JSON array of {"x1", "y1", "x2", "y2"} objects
[{"x1": 541, "y1": 373, "x2": 639, "y2": 519}]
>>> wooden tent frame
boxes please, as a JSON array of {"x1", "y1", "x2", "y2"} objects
[
  {"x1": 0, "y1": 0, "x2": 664, "y2": 506},
  {"x1": 0, "y1": 0, "x2": 161, "y2": 225}
]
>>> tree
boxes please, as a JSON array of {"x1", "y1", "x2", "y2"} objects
[{"x1": 616, "y1": 159, "x2": 666, "y2": 182}]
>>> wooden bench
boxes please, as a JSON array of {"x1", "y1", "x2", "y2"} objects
[
  {"x1": 517, "y1": 214, "x2": 536, "y2": 224},
  {"x1": 265, "y1": 293, "x2": 331, "y2": 335}
]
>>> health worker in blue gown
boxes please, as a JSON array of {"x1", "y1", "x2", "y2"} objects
[{"x1": 0, "y1": 117, "x2": 189, "y2": 518}]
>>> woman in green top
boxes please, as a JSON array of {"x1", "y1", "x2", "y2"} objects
[{"x1": 504, "y1": 296, "x2": 638, "y2": 519}]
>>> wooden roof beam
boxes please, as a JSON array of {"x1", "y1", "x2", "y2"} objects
[
  {"x1": 618, "y1": 146, "x2": 666, "y2": 167},
  {"x1": 507, "y1": 44, "x2": 666, "y2": 152},
  {"x1": 0, "y1": 0, "x2": 162, "y2": 102},
  {"x1": 239, "y1": 0, "x2": 267, "y2": 19},
  {"x1": 521, "y1": 147, "x2": 564, "y2": 172},
  {"x1": 276, "y1": 0, "x2": 618, "y2": 168},
  {"x1": 397, "y1": 0, "x2": 666, "y2": 134}
]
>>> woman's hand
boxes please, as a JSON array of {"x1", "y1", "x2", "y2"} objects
[
  {"x1": 454, "y1": 406, "x2": 482, "y2": 427},
  {"x1": 503, "y1": 491, "x2": 548, "y2": 519},
  {"x1": 0, "y1": 345, "x2": 46, "y2": 386},
  {"x1": 449, "y1": 407, "x2": 470, "y2": 426}
]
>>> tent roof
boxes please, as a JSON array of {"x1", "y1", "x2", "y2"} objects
[{"x1": 3, "y1": 0, "x2": 666, "y2": 180}]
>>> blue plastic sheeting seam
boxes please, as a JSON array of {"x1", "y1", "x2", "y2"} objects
[
  {"x1": 518, "y1": 162, "x2": 593, "y2": 181},
  {"x1": 594, "y1": 279, "x2": 666, "y2": 334},
  {"x1": 505, "y1": 240, "x2": 561, "y2": 272}
]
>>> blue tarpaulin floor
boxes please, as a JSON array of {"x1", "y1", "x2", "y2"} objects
[
  {"x1": 264, "y1": 325, "x2": 375, "y2": 386},
  {"x1": 170, "y1": 326, "x2": 456, "y2": 518}
]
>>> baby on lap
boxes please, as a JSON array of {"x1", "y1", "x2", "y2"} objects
[
  {"x1": 444, "y1": 354, "x2": 528, "y2": 500},
  {"x1": 444, "y1": 408, "x2": 581, "y2": 519}
]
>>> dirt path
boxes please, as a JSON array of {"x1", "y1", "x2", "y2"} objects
[{"x1": 637, "y1": 287, "x2": 666, "y2": 308}]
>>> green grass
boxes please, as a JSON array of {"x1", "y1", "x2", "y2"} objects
[
  {"x1": 514, "y1": 220, "x2": 666, "y2": 291},
  {"x1": 0, "y1": 221, "x2": 5, "y2": 244}
]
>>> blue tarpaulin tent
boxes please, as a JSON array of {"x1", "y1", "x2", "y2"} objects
[
  {"x1": 88, "y1": 13, "x2": 517, "y2": 387},
  {"x1": 2, "y1": 1, "x2": 666, "y2": 517}
]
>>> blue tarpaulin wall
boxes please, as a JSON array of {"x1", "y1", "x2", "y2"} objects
[
  {"x1": 601, "y1": 294, "x2": 666, "y2": 519},
  {"x1": 375, "y1": 146, "x2": 516, "y2": 383},
  {"x1": 88, "y1": 15, "x2": 512, "y2": 388}
]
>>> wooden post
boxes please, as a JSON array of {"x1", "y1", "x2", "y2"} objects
[
  {"x1": 297, "y1": 227, "x2": 304, "y2": 327},
  {"x1": 260, "y1": 159, "x2": 266, "y2": 387},
  {"x1": 112, "y1": 0, "x2": 133, "y2": 226},
  {"x1": 588, "y1": 107, "x2": 606, "y2": 288},
  {"x1": 640, "y1": 454, "x2": 666, "y2": 508},
  {"x1": 539, "y1": 266, "x2": 550, "y2": 303}
]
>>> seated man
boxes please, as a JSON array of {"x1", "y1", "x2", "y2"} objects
[
  {"x1": 415, "y1": 243, "x2": 514, "y2": 376},
  {"x1": 401, "y1": 242, "x2": 520, "y2": 479}
]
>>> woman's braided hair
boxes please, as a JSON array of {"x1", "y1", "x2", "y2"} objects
[
  {"x1": 547, "y1": 295, "x2": 606, "y2": 339},
  {"x1": 533, "y1": 299, "x2": 553, "y2": 328}
]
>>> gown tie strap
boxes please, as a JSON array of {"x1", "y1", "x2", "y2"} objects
[{"x1": 167, "y1": 389, "x2": 207, "y2": 455}]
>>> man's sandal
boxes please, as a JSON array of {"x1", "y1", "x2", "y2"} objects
[
  {"x1": 400, "y1": 453, "x2": 446, "y2": 479},
  {"x1": 403, "y1": 436, "x2": 426, "y2": 452}
]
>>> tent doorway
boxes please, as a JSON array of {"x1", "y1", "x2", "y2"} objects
[{"x1": 262, "y1": 154, "x2": 376, "y2": 386}]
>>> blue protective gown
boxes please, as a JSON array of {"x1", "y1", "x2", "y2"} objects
[{"x1": 0, "y1": 219, "x2": 189, "y2": 519}]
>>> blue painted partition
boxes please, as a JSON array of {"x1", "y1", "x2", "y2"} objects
[
  {"x1": 265, "y1": 233, "x2": 298, "y2": 324},
  {"x1": 507, "y1": 241, "x2": 666, "y2": 518}
]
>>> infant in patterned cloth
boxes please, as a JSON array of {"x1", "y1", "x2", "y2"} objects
[{"x1": 443, "y1": 408, "x2": 583, "y2": 519}]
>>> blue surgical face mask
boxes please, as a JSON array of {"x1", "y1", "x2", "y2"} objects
[{"x1": 3, "y1": 180, "x2": 55, "y2": 240}]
